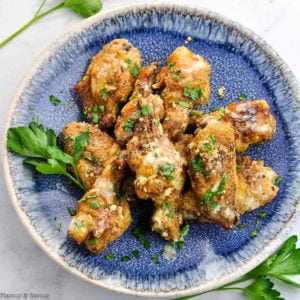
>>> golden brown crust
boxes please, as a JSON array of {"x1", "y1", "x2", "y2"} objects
[
  {"x1": 76, "y1": 39, "x2": 142, "y2": 128},
  {"x1": 235, "y1": 156, "x2": 279, "y2": 214},
  {"x1": 187, "y1": 119, "x2": 239, "y2": 229},
  {"x1": 153, "y1": 46, "x2": 211, "y2": 139}
]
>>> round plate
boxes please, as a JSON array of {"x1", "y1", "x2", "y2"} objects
[{"x1": 3, "y1": 3, "x2": 300, "y2": 298}]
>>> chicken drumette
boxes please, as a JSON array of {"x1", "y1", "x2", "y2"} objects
[
  {"x1": 76, "y1": 39, "x2": 142, "y2": 128},
  {"x1": 187, "y1": 119, "x2": 239, "y2": 229},
  {"x1": 192, "y1": 100, "x2": 276, "y2": 152},
  {"x1": 180, "y1": 156, "x2": 279, "y2": 221},
  {"x1": 126, "y1": 75, "x2": 185, "y2": 240},
  {"x1": 62, "y1": 122, "x2": 131, "y2": 254},
  {"x1": 114, "y1": 63, "x2": 164, "y2": 145},
  {"x1": 153, "y1": 46, "x2": 211, "y2": 139}
]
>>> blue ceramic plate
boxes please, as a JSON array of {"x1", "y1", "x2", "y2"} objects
[{"x1": 3, "y1": 4, "x2": 300, "y2": 297}]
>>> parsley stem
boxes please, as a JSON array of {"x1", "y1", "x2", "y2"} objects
[
  {"x1": 34, "y1": 0, "x2": 48, "y2": 17},
  {"x1": 0, "y1": 2, "x2": 65, "y2": 48},
  {"x1": 65, "y1": 172, "x2": 86, "y2": 192}
]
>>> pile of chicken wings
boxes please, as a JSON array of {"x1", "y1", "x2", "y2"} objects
[{"x1": 64, "y1": 39, "x2": 279, "y2": 254}]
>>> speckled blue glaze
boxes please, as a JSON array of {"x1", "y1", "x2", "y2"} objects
[{"x1": 4, "y1": 4, "x2": 300, "y2": 297}]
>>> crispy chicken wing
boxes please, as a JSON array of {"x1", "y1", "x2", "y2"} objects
[
  {"x1": 180, "y1": 156, "x2": 278, "y2": 222},
  {"x1": 235, "y1": 156, "x2": 279, "y2": 214},
  {"x1": 153, "y1": 46, "x2": 211, "y2": 139},
  {"x1": 195, "y1": 100, "x2": 276, "y2": 152},
  {"x1": 126, "y1": 115, "x2": 185, "y2": 240},
  {"x1": 114, "y1": 63, "x2": 164, "y2": 145},
  {"x1": 187, "y1": 119, "x2": 239, "y2": 229},
  {"x1": 62, "y1": 121, "x2": 124, "y2": 190},
  {"x1": 76, "y1": 39, "x2": 142, "y2": 128},
  {"x1": 63, "y1": 122, "x2": 131, "y2": 254}
]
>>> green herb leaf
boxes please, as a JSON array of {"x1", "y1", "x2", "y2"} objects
[
  {"x1": 141, "y1": 105, "x2": 151, "y2": 116},
  {"x1": 191, "y1": 154, "x2": 208, "y2": 180},
  {"x1": 168, "y1": 62, "x2": 175, "y2": 68},
  {"x1": 244, "y1": 277, "x2": 283, "y2": 300},
  {"x1": 183, "y1": 86, "x2": 204, "y2": 101},
  {"x1": 132, "y1": 250, "x2": 141, "y2": 259},
  {"x1": 203, "y1": 173, "x2": 227, "y2": 208},
  {"x1": 104, "y1": 253, "x2": 115, "y2": 260},
  {"x1": 150, "y1": 254, "x2": 160, "y2": 263},
  {"x1": 178, "y1": 101, "x2": 191, "y2": 108},
  {"x1": 49, "y1": 95, "x2": 61, "y2": 106},
  {"x1": 100, "y1": 88, "x2": 109, "y2": 99},
  {"x1": 275, "y1": 177, "x2": 282, "y2": 185},
  {"x1": 64, "y1": 0, "x2": 103, "y2": 18},
  {"x1": 89, "y1": 200, "x2": 100, "y2": 210},
  {"x1": 67, "y1": 207, "x2": 77, "y2": 216},
  {"x1": 162, "y1": 201, "x2": 175, "y2": 218},
  {"x1": 160, "y1": 163, "x2": 175, "y2": 180},
  {"x1": 258, "y1": 211, "x2": 267, "y2": 219},
  {"x1": 239, "y1": 92, "x2": 247, "y2": 100},
  {"x1": 121, "y1": 255, "x2": 131, "y2": 262},
  {"x1": 88, "y1": 238, "x2": 96, "y2": 245},
  {"x1": 73, "y1": 131, "x2": 90, "y2": 161}
]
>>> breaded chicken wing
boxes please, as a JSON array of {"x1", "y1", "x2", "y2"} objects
[
  {"x1": 62, "y1": 122, "x2": 124, "y2": 190},
  {"x1": 76, "y1": 39, "x2": 142, "y2": 128},
  {"x1": 127, "y1": 117, "x2": 185, "y2": 240},
  {"x1": 187, "y1": 119, "x2": 239, "y2": 229},
  {"x1": 180, "y1": 156, "x2": 279, "y2": 222},
  {"x1": 235, "y1": 156, "x2": 279, "y2": 214},
  {"x1": 68, "y1": 166, "x2": 131, "y2": 254},
  {"x1": 114, "y1": 63, "x2": 164, "y2": 145},
  {"x1": 195, "y1": 100, "x2": 276, "y2": 152},
  {"x1": 153, "y1": 46, "x2": 211, "y2": 139},
  {"x1": 63, "y1": 122, "x2": 131, "y2": 253}
]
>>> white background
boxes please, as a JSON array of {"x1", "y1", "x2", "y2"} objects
[{"x1": 1, "y1": 0, "x2": 300, "y2": 299}]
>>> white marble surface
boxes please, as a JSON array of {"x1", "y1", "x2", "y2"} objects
[{"x1": 1, "y1": 0, "x2": 300, "y2": 299}]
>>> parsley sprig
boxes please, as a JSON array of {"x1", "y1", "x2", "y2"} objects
[
  {"x1": 175, "y1": 235, "x2": 300, "y2": 300},
  {"x1": 7, "y1": 117, "x2": 88, "y2": 191}
]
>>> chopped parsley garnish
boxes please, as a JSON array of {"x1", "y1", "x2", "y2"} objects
[
  {"x1": 125, "y1": 59, "x2": 139, "y2": 78},
  {"x1": 122, "y1": 120, "x2": 135, "y2": 132},
  {"x1": 88, "y1": 238, "x2": 96, "y2": 246},
  {"x1": 275, "y1": 177, "x2": 282, "y2": 185},
  {"x1": 250, "y1": 229, "x2": 258, "y2": 237},
  {"x1": 92, "y1": 112, "x2": 100, "y2": 123},
  {"x1": 191, "y1": 154, "x2": 208, "y2": 180},
  {"x1": 114, "y1": 150, "x2": 120, "y2": 156},
  {"x1": 74, "y1": 220, "x2": 84, "y2": 230},
  {"x1": 89, "y1": 200, "x2": 100, "y2": 210},
  {"x1": 238, "y1": 224, "x2": 247, "y2": 229},
  {"x1": 153, "y1": 152, "x2": 159, "y2": 158},
  {"x1": 239, "y1": 92, "x2": 247, "y2": 100},
  {"x1": 132, "y1": 250, "x2": 141, "y2": 259},
  {"x1": 49, "y1": 95, "x2": 61, "y2": 106},
  {"x1": 162, "y1": 201, "x2": 175, "y2": 218},
  {"x1": 258, "y1": 211, "x2": 267, "y2": 219},
  {"x1": 203, "y1": 143, "x2": 213, "y2": 152},
  {"x1": 104, "y1": 253, "x2": 115, "y2": 260},
  {"x1": 122, "y1": 112, "x2": 139, "y2": 132},
  {"x1": 183, "y1": 86, "x2": 204, "y2": 101},
  {"x1": 217, "y1": 86, "x2": 225, "y2": 99},
  {"x1": 167, "y1": 62, "x2": 175, "y2": 68},
  {"x1": 121, "y1": 255, "x2": 131, "y2": 262},
  {"x1": 99, "y1": 104, "x2": 106, "y2": 112},
  {"x1": 173, "y1": 75, "x2": 180, "y2": 82},
  {"x1": 67, "y1": 207, "x2": 77, "y2": 216},
  {"x1": 189, "y1": 110, "x2": 203, "y2": 116},
  {"x1": 73, "y1": 131, "x2": 90, "y2": 161},
  {"x1": 133, "y1": 225, "x2": 151, "y2": 249},
  {"x1": 141, "y1": 105, "x2": 151, "y2": 116},
  {"x1": 160, "y1": 163, "x2": 175, "y2": 180},
  {"x1": 150, "y1": 254, "x2": 160, "y2": 263},
  {"x1": 176, "y1": 224, "x2": 190, "y2": 250},
  {"x1": 208, "y1": 136, "x2": 216, "y2": 144},
  {"x1": 80, "y1": 193, "x2": 97, "y2": 202},
  {"x1": 101, "y1": 88, "x2": 109, "y2": 99},
  {"x1": 203, "y1": 173, "x2": 227, "y2": 209},
  {"x1": 84, "y1": 157, "x2": 99, "y2": 164},
  {"x1": 178, "y1": 101, "x2": 191, "y2": 108}
]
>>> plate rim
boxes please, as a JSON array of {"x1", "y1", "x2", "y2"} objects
[{"x1": 2, "y1": 2, "x2": 300, "y2": 297}]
